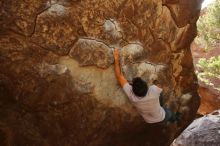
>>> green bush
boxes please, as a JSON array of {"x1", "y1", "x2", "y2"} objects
[
  {"x1": 195, "y1": 1, "x2": 220, "y2": 91},
  {"x1": 196, "y1": 0, "x2": 220, "y2": 51},
  {"x1": 196, "y1": 56, "x2": 220, "y2": 91}
]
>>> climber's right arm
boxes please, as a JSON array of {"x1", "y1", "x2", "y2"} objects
[{"x1": 114, "y1": 48, "x2": 128, "y2": 87}]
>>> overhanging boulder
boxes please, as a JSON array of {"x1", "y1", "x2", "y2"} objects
[{"x1": 0, "y1": 0, "x2": 201, "y2": 145}]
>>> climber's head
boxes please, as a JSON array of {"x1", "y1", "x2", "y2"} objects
[{"x1": 132, "y1": 77, "x2": 148, "y2": 97}]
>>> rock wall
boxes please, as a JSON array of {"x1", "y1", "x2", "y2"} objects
[
  {"x1": 0, "y1": 0, "x2": 201, "y2": 146},
  {"x1": 197, "y1": 86, "x2": 220, "y2": 115}
]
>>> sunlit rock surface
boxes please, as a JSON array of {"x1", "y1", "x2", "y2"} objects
[
  {"x1": 172, "y1": 110, "x2": 220, "y2": 146},
  {"x1": 0, "y1": 0, "x2": 201, "y2": 145}
]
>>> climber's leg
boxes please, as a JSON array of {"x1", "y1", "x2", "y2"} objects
[
  {"x1": 159, "y1": 93, "x2": 164, "y2": 107},
  {"x1": 160, "y1": 94, "x2": 182, "y2": 123},
  {"x1": 163, "y1": 107, "x2": 173, "y2": 122},
  {"x1": 163, "y1": 107, "x2": 181, "y2": 123}
]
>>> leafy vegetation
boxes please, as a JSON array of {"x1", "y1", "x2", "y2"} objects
[
  {"x1": 196, "y1": 0, "x2": 220, "y2": 51},
  {"x1": 195, "y1": 0, "x2": 220, "y2": 91},
  {"x1": 196, "y1": 56, "x2": 220, "y2": 91}
]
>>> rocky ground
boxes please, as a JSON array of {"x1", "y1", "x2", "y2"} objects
[{"x1": 171, "y1": 109, "x2": 220, "y2": 146}]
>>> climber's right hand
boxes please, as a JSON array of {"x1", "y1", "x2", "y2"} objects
[{"x1": 113, "y1": 48, "x2": 120, "y2": 61}]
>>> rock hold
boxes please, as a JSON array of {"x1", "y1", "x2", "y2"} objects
[
  {"x1": 103, "y1": 19, "x2": 123, "y2": 40},
  {"x1": 47, "y1": 3, "x2": 67, "y2": 16},
  {"x1": 121, "y1": 43, "x2": 144, "y2": 63},
  {"x1": 69, "y1": 38, "x2": 114, "y2": 69}
]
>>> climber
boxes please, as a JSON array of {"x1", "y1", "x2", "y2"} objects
[{"x1": 113, "y1": 48, "x2": 180, "y2": 123}]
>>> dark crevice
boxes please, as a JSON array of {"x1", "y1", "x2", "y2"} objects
[
  {"x1": 66, "y1": 38, "x2": 79, "y2": 55},
  {"x1": 157, "y1": 38, "x2": 172, "y2": 52},
  {"x1": 8, "y1": 28, "x2": 27, "y2": 37}
]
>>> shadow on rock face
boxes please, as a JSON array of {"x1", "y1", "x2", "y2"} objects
[
  {"x1": 0, "y1": 74, "x2": 15, "y2": 104},
  {"x1": 0, "y1": 124, "x2": 13, "y2": 146}
]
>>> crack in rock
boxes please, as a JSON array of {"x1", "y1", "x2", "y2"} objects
[{"x1": 31, "y1": 3, "x2": 78, "y2": 55}]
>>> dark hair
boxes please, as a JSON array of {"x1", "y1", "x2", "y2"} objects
[{"x1": 132, "y1": 77, "x2": 148, "y2": 97}]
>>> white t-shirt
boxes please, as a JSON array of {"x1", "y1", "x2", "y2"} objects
[{"x1": 123, "y1": 83, "x2": 165, "y2": 123}]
